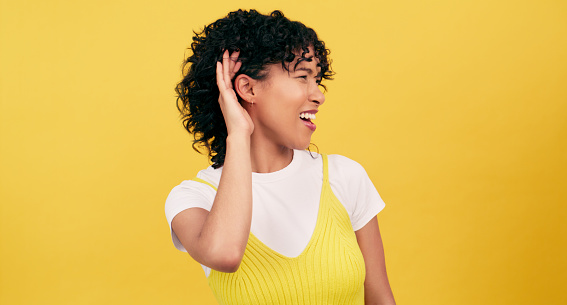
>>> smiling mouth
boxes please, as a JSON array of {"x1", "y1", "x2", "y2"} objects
[
  {"x1": 299, "y1": 112, "x2": 317, "y2": 131},
  {"x1": 299, "y1": 112, "x2": 316, "y2": 122}
]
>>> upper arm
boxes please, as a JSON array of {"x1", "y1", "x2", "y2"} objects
[
  {"x1": 171, "y1": 207, "x2": 209, "y2": 263},
  {"x1": 165, "y1": 180, "x2": 215, "y2": 254},
  {"x1": 355, "y1": 217, "x2": 396, "y2": 305},
  {"x1": 165, "y1": 181, "x2": 243, "y2": 273},
  {"x1": 172, "y1": 207, "x2": 240, "y2": 273}
]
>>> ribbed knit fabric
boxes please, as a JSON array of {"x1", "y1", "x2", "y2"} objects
[{"x1": 192, "y1": 154, "x2": 366, "y2": 305}]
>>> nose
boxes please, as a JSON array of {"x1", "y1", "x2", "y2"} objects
[{"x1": 310, "y1": 82, "x2": 326, "y2": 106}]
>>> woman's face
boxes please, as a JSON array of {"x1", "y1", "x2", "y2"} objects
[{"x1": 250, "y1": 46, "x2": 325, "y2": 150}]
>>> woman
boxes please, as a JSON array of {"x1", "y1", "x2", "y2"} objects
[{"x1": 166, "y1": 9, "x2": 395, "y2": 304}]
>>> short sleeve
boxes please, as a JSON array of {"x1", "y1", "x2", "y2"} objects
[
  {"x1": 328, "y1": 155, "x2": 386, "y2": 231},
  {"x1": 164, "y1": 180, "x2": 216, "y2": 252}
]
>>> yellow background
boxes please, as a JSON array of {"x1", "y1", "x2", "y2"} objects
[{"x1": 1, "y1": 0, "x2": 566, "y2": 304}]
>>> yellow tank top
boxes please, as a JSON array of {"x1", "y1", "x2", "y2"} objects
[{"x1": 193, "y1": 154, "x2": 366, "y2": 304}]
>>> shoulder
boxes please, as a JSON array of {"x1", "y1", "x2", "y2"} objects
[
  {"x1": 297, "y1": 151, "x2": 369, "y2": 181},
  {"x1": 295, "y1": 150, "x2": 366, "y2": 171},
  {"x1": 327, "y1": 154, "x2": 369, "y2": 180},
  {"x1": 325, "y1": 154, "x2": 385, "y2": 231},
  {"x1": 167, "y1": 165, "x2": 220, "y2": 197},
  {"x1": 164, "y1": 180, "x2": 212, "y2": 215},
  {"x1": 164, "y1": 166, "x2": 221, "y2": 219},
  {"x1": 166, "y1": 179, "x2": 213, "y2": 201},
  {"x1": 195, "y1": 165, "x2": 223, "y2": 187},
  {"x1": 327, "y1": 154, "x2": 364, "y2": 167}
]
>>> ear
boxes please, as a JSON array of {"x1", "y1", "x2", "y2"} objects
[{"x1": 234, "y1": 74, "x2": 256, "y2": 103}]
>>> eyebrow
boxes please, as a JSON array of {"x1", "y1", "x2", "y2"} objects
[
  {"x1": 294, "y1": 66, "x2": 323, "y2": 78},
  {"x1": 295, "y1": 67, "x2": 315, "y2": 74},
  {"x1": 292, "y1": 55, "x2": 323, "y2": 77}
]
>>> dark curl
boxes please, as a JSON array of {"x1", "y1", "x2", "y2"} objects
[{"x1": 175, "y1": 9, "x2": 334, "y2": 168}]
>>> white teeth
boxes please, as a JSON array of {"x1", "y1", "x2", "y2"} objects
[{"x1": 300, "y1": 112, "x2": 316, "y2": 120}]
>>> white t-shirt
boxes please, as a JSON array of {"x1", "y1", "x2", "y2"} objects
[{"x1": 165, "y1": 150, "x2": 385, "y2": 277}]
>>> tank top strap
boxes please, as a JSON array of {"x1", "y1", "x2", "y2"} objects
[
  {"x1": 322, "y1": 154, "x2": 329, "y2": 183},
  {"x1": 192, "y1": 177, "x2": 218, "y2": 191}
]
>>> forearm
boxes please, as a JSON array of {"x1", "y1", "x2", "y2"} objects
[
  {"x1": 364, "y1": 277, "x2": 396, "y2": 305},
  {"x1": 198, "y1": 134, "x2": 252, "y2": 267},
  {"x1": 357, "y1": 218, "x2": 396, "y2": 305}
]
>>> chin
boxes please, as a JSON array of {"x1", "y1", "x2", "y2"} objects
[
  {"x1": 295, "y1": 139, "x2": 312, "y2": 150},
  {"x1": 286, "y1": 133, "x2": 313, "y2": 151}
]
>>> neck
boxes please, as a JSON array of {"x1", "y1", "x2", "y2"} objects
[{"x1": 249, "y1": 137, "x2": 294, "y2": 174}]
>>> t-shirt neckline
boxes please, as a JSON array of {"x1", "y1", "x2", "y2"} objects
[{"x1": 251, "y1": 149, "x2": 303, "y2": 184}]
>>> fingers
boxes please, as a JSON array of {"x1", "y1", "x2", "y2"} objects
[
  {"x1": 229, "y1": 50, "x2": 241, "y2": 78},
  {"x1": 216, "y1": 61, "x2": 225, "y2": 90},
  {"x1": 220, "y1": 49, "x2": 241, "y2": 89},
  {"x1": 233, "y1": 60, "x2": 242, "y2": 76},
  {"x1": 216, "y1": 61, "x2": 222, "y2": 88},
  {"x1": 222, "y1": 50, "x2": 230, "y2": 88}
]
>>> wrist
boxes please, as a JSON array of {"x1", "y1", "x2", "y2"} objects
[{"x1": 226, "y1": 133, "x2": 251, "y2": 147}]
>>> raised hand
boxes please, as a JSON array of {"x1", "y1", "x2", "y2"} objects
[
  {"x1": 216, "y1": 50, "x2": 254, "y2": 136},
  {"x1": 173, "y1": 51, "x2": 255, "y2": 275}
]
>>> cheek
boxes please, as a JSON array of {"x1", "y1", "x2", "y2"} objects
[{"x1": 275, "y1": 83, "x2": 306, "y2": 105}]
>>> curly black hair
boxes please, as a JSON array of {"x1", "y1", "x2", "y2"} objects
[{"x1": 175, "y1": 9, "x2": 333, "y2": 168}]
